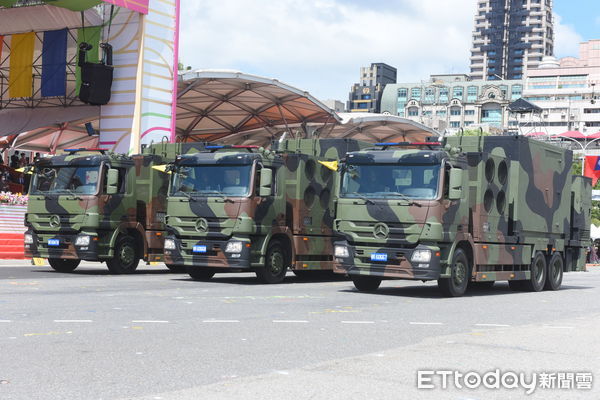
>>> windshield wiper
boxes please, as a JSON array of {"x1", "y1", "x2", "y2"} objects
[
  {"x1": 198, "y1": 190, "x2": 235, "y2": 203},
  {"x1": 347, "y1": 191, "x2": 376, "y2": 205},
  {"x1": 383, "y1": 192, "x2": 423, "y2": 207}
]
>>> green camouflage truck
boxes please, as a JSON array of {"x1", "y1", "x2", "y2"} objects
[
  {"x1": 163, "y1": 138, "x2": 370, "y2": 283},
  {"x1": 23, "y1": 143, "x2": 207, "y2": 273},
  {"x1": 333, "y1": 135, "x2": 591, "y2": 297}
]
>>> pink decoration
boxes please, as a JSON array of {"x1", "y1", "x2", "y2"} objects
[{"x1": 101, "y1": 0, "x2": 149, "y2": 15}]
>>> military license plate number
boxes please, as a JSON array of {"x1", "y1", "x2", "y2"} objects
[
  {"x1": 48, "y1": 239, "x2": 60, "y2": 247},
  {"x1": 193, "y1": 245, "x2": 207, "y2": 253},
  {"x1": 370, "y1": 253, "x2": 387, "y2": 262}
]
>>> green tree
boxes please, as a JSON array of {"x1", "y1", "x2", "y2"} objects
[{"x1": 461, "y1": 129, "x2": 491, "y2": 136}]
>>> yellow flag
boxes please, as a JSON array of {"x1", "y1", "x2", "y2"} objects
[
  {"x1": 152, "y1": 165, "x2": 171, "y2": 174},
  {"x1": 318, "y1": 160, "x2": 338, "y2": 171},
  {"x1": 9, "y1": 32, "x2": 35, "y2": 98}
]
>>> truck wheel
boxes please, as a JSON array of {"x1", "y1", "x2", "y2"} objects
[
  {"x1": 256, "y1": 241, "x2": 288, "y2": 284},
  {"x1": 523, "y1": 251, "x2": 547, "y2": 292},
  {"x1": 187, "y1": 267, "x2": 215, "y2": 281},
  {"x1": 351, "y1": 275, "x2": 382, "y2": 291},
  {"x1": 48, "y1": 258, "x2": 80, "y2": 273},
  {"x1": 165, "y1": 264, "x2": 186, "y2": 273},
  {"x1": 438, "y1": 248, "x2": 470, "y2": 297},
  {"x1": 544, "y1": 252, "x2": 563, "y2": 291},
  {"x1": 106, "y1": 235, "x2": 139, "y2": 274}
]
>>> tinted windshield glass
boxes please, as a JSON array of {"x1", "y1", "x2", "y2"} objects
[
  {"x1": 170, "y1": 165, "x2": 252, "y2": 197},
  {"x1": 31, "y1": 166, "x2": 100, "y2": 195},
  {"x1": 341, "y1": 164, "x2": 441, "y2": 200}
]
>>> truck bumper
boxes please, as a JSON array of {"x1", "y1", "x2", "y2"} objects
[
  {"x1": 24, "y1": 230, "x2": 100, "y2": 261},
  {"x1": 332, "y1": 240, "x2": 442, "y2": 281},
  {"x1": 164, "y1": 236, "x2": 252, "y2": 269}
]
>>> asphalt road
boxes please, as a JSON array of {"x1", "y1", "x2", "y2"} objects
[{"x1": 0, "y1": 260, "x2": 599, "y2": 400}]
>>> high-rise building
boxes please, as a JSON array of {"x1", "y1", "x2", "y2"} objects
[
  {"x1": 347, "y1": 63, "x2": 397, "y2": 113},
  {"x1": 470, "y1": 0, "x2": 554, "y2": 81}
]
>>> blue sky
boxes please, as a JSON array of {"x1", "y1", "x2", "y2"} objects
[
  {"x1": 554, "y1": 0, "x2": 600, "y2": 57},
  {"x1": 180, "y1": 1, "x2": 600, "y2": 102}
]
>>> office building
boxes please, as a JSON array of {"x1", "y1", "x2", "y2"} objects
[{"x1": 347, "y1": 63, "x2": 397, "y2": 113}]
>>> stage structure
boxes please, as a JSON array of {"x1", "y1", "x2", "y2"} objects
[{"x1": 0, "y1": 0, "x2": 180, "y2": 154}]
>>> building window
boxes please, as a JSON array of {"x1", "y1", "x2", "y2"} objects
[
  {"x1": 411, "y1": 87, "x2": 421, "y2": 100},
  {"x1": 488, "y1": 67, "x2": 496, "y2": 73},
  {"x1": 467, "y1": 86, "x2": 478, "y2": 102},
  {"x1": 500, "y1": 85, "x2": 508, "y2": 98},
  {"x1": 452, "y1": 87, "x2": 463, "y2": 100},
  {"x1": 424, "y1": 88, "x2": 435, "y2": 104},
  {"x1": 488, "y1": 58, "x2": 496, "y2": 64},
  {"x1": 439, "y1": 87, "x2": 449, "y2": 103},
  {"x1": 450, "y1": 121, "x2": 460, "y2": 128},
  {"x1": 361, "y1": 94, "x2": 371, "y2": 100},
  {"x1": 465, "y1": 109, "x2": 475, "y2": 116},
  {"x1": 450, "y1": 107, "x2": 462, "y2": 116},
  {"x1": 358, "y1": 103, "x2": 368, "y2": 109},
  {"x1": 488, "y1": 51, "x2": 496, "y2": 56},
  {"x1": 436, "y1": 110, "x2": 446, "y2": 117},
  {"x1": 408, "y1": 108, "x2": 419, "y2": 116},
  {"x1": 464, "y1": 121, "x2": 474, "y2": 126},
  {"x1": 514, "y1": 49, "x2": 524, "y2": 55},
  {"x1": 398, "y1": 88, "x2": 408, "y2": 99},
  {"x1": 423, "y1": 110, "x2": 432, "y2": 116}
]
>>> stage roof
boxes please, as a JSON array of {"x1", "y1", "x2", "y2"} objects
[
  {"x1": 329, "y1": 113, "x2": 439, "y2": 143},
  {"x1": 175, "y1": 70, "x2": 339, "y2": 143}
]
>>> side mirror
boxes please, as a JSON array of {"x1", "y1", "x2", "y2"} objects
[
  {"x1": 448, "y1": 168, "x2": 463, "y2": 200},
  {"x1": 107, "y1": 169, "x2": 119, "y2": 194},
  {"x1": 259, "y1": 168, "x2": 273, "y2": 197}
]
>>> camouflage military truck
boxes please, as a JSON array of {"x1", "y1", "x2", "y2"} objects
[
  {"x1": 23, "y1": 142, "x2": 207, "y2": 273},
  {"x1": 163, "y1": 138, "x2": 370, "y2": 283},
  {"x1": 333, "y1": 135, "x2": 591, "y2": 297}
]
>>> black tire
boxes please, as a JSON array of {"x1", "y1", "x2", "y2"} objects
[
  {"x1": 48, "y1": 258, "x2": 80, "y2": 273},
  {"x1": 470, "y1": 281, "x2": 495, "y2": 290},
  {"x1": 544, "y1": 252, "x2": 563, "y2": 291},
  {"x1": 187, "y1": 267, "x2": 215, "y2": 281},
  {"x1": 438, "y1": 248, "x2": 470, "y2": 297},
  {"x1": 165, "y1": 264, "x2": 186, "y2": 273},
  {"x1": 106, "y1": 235, "x2": 139, "y2": 274},
  {"x1": 256, "y1": 240, "x2": 288, "y2": 284},
  {"x1": 523, "y1": 251, "x2": 547, "y2": 292},
  {"x1": 351, "y1": 275, "x2": 382, "y2": 292}
]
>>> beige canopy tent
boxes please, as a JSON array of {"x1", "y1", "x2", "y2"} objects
[
  {"x1": 175, "y1": 70, "x2": 340, "y2": 144},
  {"x1": 330, "y1": 113, "x2": 439, "y2": 143},
  {"x1": 0, "y1": 106, "x2": 99, "y2": 153}
]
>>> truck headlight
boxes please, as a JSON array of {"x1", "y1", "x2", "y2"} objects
[
  {"x1": 334, "y1": 245, "x2": 349, "y2": 258},
  {"x1": 24, "y1": 234, "x2": 34, "y2": 244},
  {"x1": 75, "y1": 235, "x2": 90, "y2": 246},
  {"x1": 411, "y1": 249, "x2": 431, "y2": 263},
  {"x1": 164, "y1": 238, "x2": 176, "y2": 250},
  {"x1": 225, "y1": 241, "x2": 243, "y2": 253}
]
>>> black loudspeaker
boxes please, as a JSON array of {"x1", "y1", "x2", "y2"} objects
[{"x1": 79, "y1": 42, "x2": 114, "y2": 106}]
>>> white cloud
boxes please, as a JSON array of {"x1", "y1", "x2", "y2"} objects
[
  {"x1": 553, "y1": 13, "x2": 583, "y2": 58},
  {"x1": 179, "y1": 0, "x2": 476, "y2": 101}
]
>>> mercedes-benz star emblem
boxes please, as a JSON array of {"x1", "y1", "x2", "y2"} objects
[
  {"x1": 373, "y1": 222, "x2": 389, "y2": 239},
  {"x1": 195, "y1": 218, "x2": 209, "y2": 233},
  {"x1": 49, "y1": 215, "x2": 60, "y2": 228}
]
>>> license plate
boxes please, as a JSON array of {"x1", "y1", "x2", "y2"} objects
[
  {"x1": 193, "y1": 245, "x2": 207, "y2": 253},
  {"x1": 48, "y1": 239, "x2": 60, "y2": 247},
  {"x1": 370, "y1": 253, "x2": 387, "y2": 262}
]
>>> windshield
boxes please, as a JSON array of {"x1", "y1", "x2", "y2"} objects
[
  {"x1": 341, "y1": 163, "x2": 441, "y2": 200},
  {"x1": 31, "y1": 165, "x2": 100, "y2": 195},
  {"x1": 170, "y1": 165, "x2": 252, "y2": 197}
]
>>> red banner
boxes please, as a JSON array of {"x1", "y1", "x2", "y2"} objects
[
  {"x1": 101, "y1": 0, "x2": 148, "y2": 14},
  {"x1": 584, "y1": 156, "x2": 600, "y2": 186}
]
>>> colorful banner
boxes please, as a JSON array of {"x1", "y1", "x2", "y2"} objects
[
  {"x1": 41, "y1": 29, "x2": 68, "y2": 97},
  {"x1": 75, "y1": 26, "x2": 102, "y2": 96},
  {"x1": 8, "y1": 32, "x2": 35, "y2": 98},
  {"x1": 102, "y1": 0, "x2": 149, "y2": 14},
  {"x1": 584, "y1": 156, "x2": 600, "y2": 186}
]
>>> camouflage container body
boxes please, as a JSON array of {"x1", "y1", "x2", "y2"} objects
[
  {"x1": 164, "y1": 138, "x2": 370, "y2": 273},
  {"x1": 334, "y1": 135, "x2": 591, "y2": 283}
]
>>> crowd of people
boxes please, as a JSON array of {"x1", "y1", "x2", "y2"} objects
[{"x1": 0, "y1": 151, "x2": 41, "y2": 193}]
